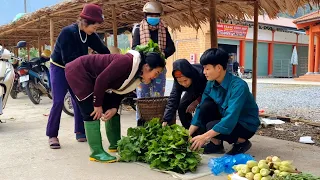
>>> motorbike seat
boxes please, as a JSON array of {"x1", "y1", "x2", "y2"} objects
[
  {"x1": 244, "y1": 69, "x2": 252, "y2": 73},
  {"x1": 30, "y1": 57, "x2": 41, "y2": 65}
]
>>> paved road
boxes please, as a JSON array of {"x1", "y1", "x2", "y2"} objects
[{"x1": 0, "y1": 93, "x2": 319, "y2": 180}]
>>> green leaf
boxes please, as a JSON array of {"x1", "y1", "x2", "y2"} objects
[
  {"x1": 186, "y1": 158, "x2": 197, "y2": 164},
  {"x1": 117, "y1": 117, "x2": 202, "y2": 174},
  {"x1": 175, "y1": 153, "x2": 186, "y2": 159}
]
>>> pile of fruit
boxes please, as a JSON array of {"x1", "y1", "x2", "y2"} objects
[{"x1": 232, "y1": 156, "x2": 299, "y2": 180}]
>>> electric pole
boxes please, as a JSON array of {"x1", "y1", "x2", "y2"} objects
[{"x1": 24, "y1": 0, "x2": 27, "y2": 13}]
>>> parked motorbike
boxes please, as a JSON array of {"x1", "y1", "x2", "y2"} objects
[
  {"x1": 0, "y1": 45, "x2": 15, "y2": 121},
  {"x1": 10, "y1": 57, "x2": 25, "y2": 99},
  {"x1": 237, "y1": 66, "x2": 253, "y2": 79},
  {"x1": 16, "y1": 41, "x2": 52, "y2": 104}
]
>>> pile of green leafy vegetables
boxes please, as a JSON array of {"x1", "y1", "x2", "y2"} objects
[
  {"x1": 134, "y1": 39, "x2": 166, "y2": 60},
  {"x1": 117, "y1": 118, "x2": 202, "y2": 174},
  {"x1": 272, "y1": 173, "x2": 320, "y2": 180}
]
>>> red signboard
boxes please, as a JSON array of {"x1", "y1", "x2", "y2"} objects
[{"x1": 217, "y1": 23, "x2": 248, "y2": 39}]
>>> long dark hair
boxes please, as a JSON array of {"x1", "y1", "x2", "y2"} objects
[{"x1": 136, "y1": 51, "x2": 166, "y2": 77}]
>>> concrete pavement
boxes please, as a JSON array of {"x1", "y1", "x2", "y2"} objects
[{"x1": 0, "y1": 95, "x2": 319, "y2": 180}]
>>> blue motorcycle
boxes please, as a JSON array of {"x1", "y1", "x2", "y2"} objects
[
  {"x1": 16, "y1": 41, "x2": 52, "y2": 104},
  {"x1": 17, "y1": 56, "x2": 52, "y2": 104}
]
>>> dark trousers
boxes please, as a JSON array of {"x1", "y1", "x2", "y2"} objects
[
  {"x1": 46, "y1": 64, "x2": 84, "y2": 138},
  {"x1": 178, "y1": 92, "x2": 198, "y2": 129},
  {"x1": 77, "y1": 93, "x2": 123, "y2": 122},
  {"x1": 195, "y1": 98, "x2": 255, "y2": 144}
]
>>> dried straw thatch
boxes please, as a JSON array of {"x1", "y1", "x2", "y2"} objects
[{"x1": 0, "y1": 0, "x2": 319, "y2": 47}]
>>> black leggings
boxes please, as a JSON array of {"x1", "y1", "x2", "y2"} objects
[
  {"x1": 178, "y1": 92, "x2": 198, "y2": 129},
  {"x1": 194, "y1": 98, "x2": 255, "y2": 144},
  {"x1": 76, "y1": 93, "x2": 123, "y2": 122}
]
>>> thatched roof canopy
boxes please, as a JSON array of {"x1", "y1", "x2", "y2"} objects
[{"x1": 0, "y1": 0, "x2": 319, "y2": 47}]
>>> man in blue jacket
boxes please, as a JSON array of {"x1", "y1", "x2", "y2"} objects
[{"x1": 189, "y1": 48, "x2": 260, "y2": 155}]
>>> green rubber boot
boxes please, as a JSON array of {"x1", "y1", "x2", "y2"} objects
[
  {"x1": 84, "y1": 121, "x2": 117, "y2": 163},
  {"x1": 105, "y1": 113, "x2": 121, "y2": 152}
]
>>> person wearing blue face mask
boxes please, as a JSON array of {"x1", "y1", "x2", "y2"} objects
[{"x1": 132, "y1": 1, "x2": 176, "y2": 126}]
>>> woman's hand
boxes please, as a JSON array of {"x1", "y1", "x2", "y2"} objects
[
  {"x1": 101, "y1": 108, "x2": 117, "y2": 122},
  {"x1": 91, "y1": 106, "x2": 103, "y2": 120},
  {"x1": 162, "y1": 121, "x2": 168, "y2": 127}
]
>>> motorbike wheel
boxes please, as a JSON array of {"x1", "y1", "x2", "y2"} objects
[
  {"x1": 40, "y1": 65, "x2": 52, "y2": 100},
  {"x1": 10, "y1": 90, "x2": 18, "y2": 99},
  {"x1": 25, "y1": 82, "x2": 41, "y2": 104},
  {"x1": 63, "y1": 92, "x2": 74, "y2": 116},
  {"x1": 246, "y1": 72, "x2": 252, "y2": 79}
]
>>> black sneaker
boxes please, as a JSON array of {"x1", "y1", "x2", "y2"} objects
[
  {"x1": 226, "y1": 140, "x2": 252, "y2": 155},
  {"x1": 203, "y1": 142, "x2": 225, "y2": 154}
]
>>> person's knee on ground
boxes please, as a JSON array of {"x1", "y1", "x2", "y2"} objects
[
  {"x1": 178, "y1": 102, "x2": 192, "y2": 129},
  {"x1": 198, "y1": 98, "x2": 221, "y2": 125}
]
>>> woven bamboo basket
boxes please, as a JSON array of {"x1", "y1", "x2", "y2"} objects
[{"x1": 136, "y1": 96, "x2": 170, "y2": 122}]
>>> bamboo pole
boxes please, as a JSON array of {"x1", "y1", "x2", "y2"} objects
[
  {"x1": 50, "y1": 18, "x2": 54, "y2": 52},
  {"x1": 104, "y1": 33, "x2": 108, "y2": 46},
  {"x1": 252, "y1": 1, "x2": 258, "y2": 101},
  {"x1": 38, "y1": 18, "x2": 42, "y2": 56},
  {"x1": 112, "y1": 5, "x2": 118, "y2": 48},
  {"x1": 209, "y1": 0, "x2": 218, "y2": 48},
  {"x1": 27, "y1": 46, "x2": 30, "y2": 60}
]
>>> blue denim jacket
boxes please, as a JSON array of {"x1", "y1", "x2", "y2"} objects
[{"x1": 191, "y1": 72, "x2": 260, "y2": 135}]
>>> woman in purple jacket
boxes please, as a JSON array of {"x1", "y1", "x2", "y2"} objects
[
  {"x1": 65, "y1": 50, "x2": 165, "y2": 163},
  {"x1": 46, "y1": 4, "x2": 110, "y2": 149}
]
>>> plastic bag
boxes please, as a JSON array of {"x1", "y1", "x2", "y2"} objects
[{"x1": 208, "y1": 154, "x2": 255, "y2": 175}]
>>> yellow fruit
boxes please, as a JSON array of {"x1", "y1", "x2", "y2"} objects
[
  {"x1": 258, "y1": 162, "x2": 269, "y2": 170},
  {"x1": 234, "y1": 164, "x2": 245, "y2": 172},
  {"x1": 241, "y1": 165, "x2": 251, "y2": 174},
  {"x1": 266, "y1": 156, "x2": 273, "y2": 163},
  {"x1": 272, "y1": 156, "x2": 281, "y2": 162},
  {"x1": 247, "y1": 160, "x2": 258, "y2": 168},
  {"x1": 260, "y1": 168, "x2": 271, "y2": 176},
  {"x1": 252, "y1": 166, "x2": 260, "y2": 174},
  {"x1": 274, "y1": 170, "x2": 280, "y2": 174},
  {"x1": 232, "y1": 165, "x2": 238, "y2": 171},
  {"x1": 279, "y1": 165, "x2": 296, "y2": 173},
  {"x1": 259, "y1": 160, "x2": 267, "y2": 164},
  {"x1": 261, "y1": 176, "x2": 272, "y2": 180},
  {"x1": 280, "y1": 161, "x2": 293, "y2": 166},
  {"x1": 246, "y1": 172, "x2": 254, "y2": 180},
  {"x1": 254, "y1": 173, "x2": 262, "y2": 180}
]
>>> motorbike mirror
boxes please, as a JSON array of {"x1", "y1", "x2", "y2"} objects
[
  {"x1": 16, "y1": 41, "x2": 27, "y2": 48},
  {"x1": 0, "y1": 46, "x2": 4, "y2": 55}
]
